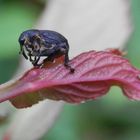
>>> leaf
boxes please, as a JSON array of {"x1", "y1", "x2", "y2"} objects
[{"x1": 0, "y1": 50, "x2": 140, "y2": 108}]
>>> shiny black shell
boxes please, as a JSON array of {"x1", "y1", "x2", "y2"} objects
[
  {"x1": 18, "y1": 29, "x2": 69, "y2": 48},
  {"x1": 18, "y1": 29, "x2": 75, "y2": 73}
]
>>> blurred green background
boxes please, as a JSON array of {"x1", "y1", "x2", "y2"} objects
[{"x1": 0, "y1": 0, "x2": 140, "y2": 140}]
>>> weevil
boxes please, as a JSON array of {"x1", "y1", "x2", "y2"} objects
[{"x1": 18, "y1": 29, "x2": 74, "y2": 72}]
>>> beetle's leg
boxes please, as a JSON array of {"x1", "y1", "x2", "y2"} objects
[
  {"x1": 64, "y1": 50, "x2": 75, "y2": 73},
  {"x1": 22, "y1": 50, "x2": 28, "y2": 60},
  {"x1": 31, "y1": 49, "x2": 41, "y2": 67},
  {"x1": 29, "y1": 55, "x2": 33, "y2": 62},
  {"x1": 28, "y1": 52, "x2": 33, "y2": 62},
  {"x1": 32, "y1": 56, "x2": 41, "y2": 67},
  {"x1": 64, "y1": 50, "x2": 69, "y2": 66}
]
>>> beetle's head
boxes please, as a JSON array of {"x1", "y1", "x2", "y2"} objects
[{"x1": 18, "y1": 30, "x2": 42, "y2": 59}]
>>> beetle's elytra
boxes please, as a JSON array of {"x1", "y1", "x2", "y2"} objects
[{"x1": 18, "y1": 29, "x2": 74, "y2": 73}]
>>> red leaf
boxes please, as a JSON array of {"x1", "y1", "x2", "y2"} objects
[{"x1": 0, "y1": 50, "x2": 140, "y2": 108}]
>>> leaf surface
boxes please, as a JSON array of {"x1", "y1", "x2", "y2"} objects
[{"x1": 0, "y1": 50, "x2": 140, "y2": 108}]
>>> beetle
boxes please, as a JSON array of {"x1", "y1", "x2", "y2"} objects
[{"x1": 18, "y1": 29, "x2": 74, "y2": 72}]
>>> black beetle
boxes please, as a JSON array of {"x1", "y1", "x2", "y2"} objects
[{"x1": 18, "y1": 29, "x2": 74, "y2": 72}]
